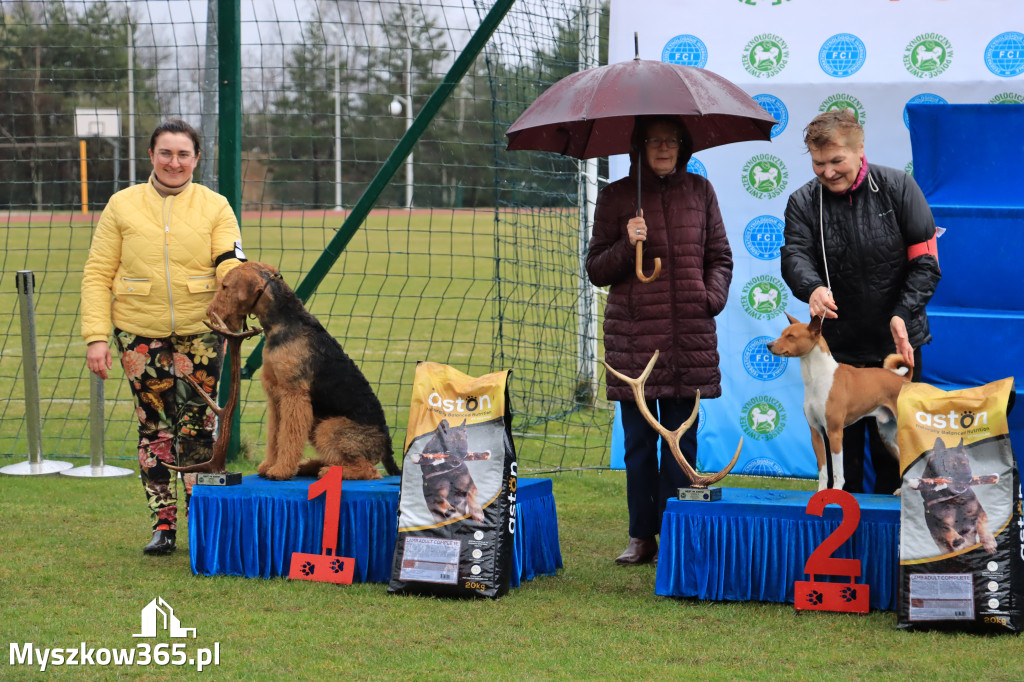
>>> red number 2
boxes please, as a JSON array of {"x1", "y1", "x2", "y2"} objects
[
  {"x1": 803, "y1": 488, "x2": 861, "y2": 579},
  {"x1": 794, "y1": 488, "x2": 869, "y2": 614}
]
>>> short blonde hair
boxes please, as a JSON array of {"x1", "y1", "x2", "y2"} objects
[{"x1": 803, "y1": 109, "x2": 864, "y2": 150}]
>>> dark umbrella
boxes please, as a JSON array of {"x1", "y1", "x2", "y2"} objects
[{"x1": 506, "y1": 39, "x2": 776, "y2": 282}]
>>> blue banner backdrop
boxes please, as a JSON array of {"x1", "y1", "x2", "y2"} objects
[{"x1": 605, "y1": 0, "x2": 1024, "y2": 480}]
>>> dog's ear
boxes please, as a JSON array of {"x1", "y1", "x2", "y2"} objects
[
  {"x1": 933, "y1": 437, "x2": 946, "y2": 451},
  {"x1": 785, "y1": 311, "x2": 799, "y2": 325},
  {"x1": 807, "y1": 316, "x2": 822, "y2": 336},
  {"x1": 239, "y1": 268, "x2": 261, "y2": 303}
]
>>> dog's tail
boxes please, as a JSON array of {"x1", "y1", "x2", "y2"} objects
[
  {"x1": 382, "y1": 447, "x2": 402, "y2": 476},
  {"x1": 883, "y1": 353, "x2": 912, "y2": 377},
  {"x1": 380, "y1": 427, "x2": 401, "y2": 476}
]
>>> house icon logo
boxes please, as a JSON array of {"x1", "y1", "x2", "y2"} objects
[{"x1": 133, "y1": 597, "x2": 196, "y2": 638}]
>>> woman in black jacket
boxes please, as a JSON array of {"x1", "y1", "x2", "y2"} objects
[{"x1": 781, "y1": 109, "x2": 941, "y2": 494}]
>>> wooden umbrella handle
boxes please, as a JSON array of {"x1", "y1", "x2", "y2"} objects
[{"x1": 636, "y1": 241, "x2": 661, "y2": 283}]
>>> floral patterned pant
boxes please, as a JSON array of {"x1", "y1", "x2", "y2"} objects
[{"x1": 115, "y1": 328, "x2": 224, "y2": 531}]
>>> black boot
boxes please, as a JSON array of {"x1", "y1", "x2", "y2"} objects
[{"x1": 143, "y1": 528, "x2": 176, "y2": 555}]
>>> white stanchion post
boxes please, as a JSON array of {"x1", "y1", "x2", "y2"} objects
[
  {"x1": 1, "y1": 271, "x2": 72, "y2": 476},
  {"x1": 62, "y1": 373, "x2": 133, "y2": 478}
]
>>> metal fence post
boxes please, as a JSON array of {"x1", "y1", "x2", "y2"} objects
[
  {"x1": 0, "y1": 271, "x2": 72, "y2": 476},
  {"x1": 62, "y1": 373, "x2": 133, "y2": 478}
]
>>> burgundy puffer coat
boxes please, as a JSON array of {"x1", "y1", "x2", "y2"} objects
[{"x1": 586, "y1": 155, "x2": 733, "y2": 402}]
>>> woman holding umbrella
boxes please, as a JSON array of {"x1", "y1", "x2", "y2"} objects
[{"x1": 586, "y1": 116, "x2": 733, "y2": 565}]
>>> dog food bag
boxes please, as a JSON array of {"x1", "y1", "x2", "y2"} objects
[
  {"x1": 388, "y1": 361, "x2": 517, "y2": 599},
  {"x1": 896, "y1": 377, "x2": 1023, "y2": 633}
]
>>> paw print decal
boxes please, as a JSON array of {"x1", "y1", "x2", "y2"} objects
[
  {"x1": 805, "y1": 590, "x2": 823, "y2": 605},
  {"x1": 300, "y1": 561, "x2": 315, "y2": 576},
  {"x1": 961, "y1": 410, "x2": 976, "y2": 428},
  {"x1": 840, "y1": 586, "x2": 857, "y2": 602},
  {"x1": 330, "y1": 559, "x2": 346, "y2": 574}
]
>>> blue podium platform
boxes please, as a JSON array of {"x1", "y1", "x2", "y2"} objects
[
  {"x1": 189, "y1": 475, "x2": 562, "y2": 587},
  {"x1": 655, "y1": 488, "x2": 900, "y2": 611}
]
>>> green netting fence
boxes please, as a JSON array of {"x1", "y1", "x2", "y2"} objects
[{"x1": 0, "y1": 0, "x2": 614, "y2": 473}]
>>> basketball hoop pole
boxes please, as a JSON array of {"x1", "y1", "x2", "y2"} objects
[{"x1": 79, "y1": 140, "x2": 88, "y2": 215}]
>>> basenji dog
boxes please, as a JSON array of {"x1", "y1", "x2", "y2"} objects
[{"x1": 766, "y1": 313, "x2": 912, "y2": 491}]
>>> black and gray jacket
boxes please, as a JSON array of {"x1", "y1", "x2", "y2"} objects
[{"x1": 781, "y1": 163, "x2": 941, "y2": 365}]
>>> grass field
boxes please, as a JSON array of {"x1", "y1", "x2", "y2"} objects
[
  {"x1": 0, "y1": 207, "x2": 611, "y2": 473},
  {"x1": 2, "y1": 460, "x2": 1021, "y2": 681},
  {"x1": 3, "y1": 211, "x2": 1021, "y2": 679}
]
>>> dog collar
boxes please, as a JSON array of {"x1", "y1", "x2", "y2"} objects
[{"x1": 250, "y1": 272, "x2": 283, "y2": 311}]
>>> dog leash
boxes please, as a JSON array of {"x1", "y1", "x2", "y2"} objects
[{"x1": 817, "y1": 169, "x2": 880, "y2": 319}]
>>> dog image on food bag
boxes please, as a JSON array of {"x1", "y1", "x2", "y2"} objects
[
  {"x1": 410, "y1": 419, "x2": 488, "y2": 523},
  {"x1": 909, "y1": 437, "x2": 998, "y2": 555}
]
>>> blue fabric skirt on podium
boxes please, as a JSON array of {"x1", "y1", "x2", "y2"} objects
[
  {"x1": 655, "y1": 488, "x2": 900, "y2": 611},
  {"x1": 189, "y1": 475, "x2": 561, "y2": 587}
]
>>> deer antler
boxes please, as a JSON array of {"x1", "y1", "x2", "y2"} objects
[
  {"x1": 166, "y1": 312, "x2": 262, "y2": 474},
  {"x1": 602, "y1": 350, "x2": 742, "y2": 488}
]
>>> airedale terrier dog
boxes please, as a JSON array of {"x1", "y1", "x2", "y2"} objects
[{"x1": 208, "y1": 261, "x2": 400, "y2": 480}]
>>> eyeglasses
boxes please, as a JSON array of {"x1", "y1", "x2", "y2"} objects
[
  {"x1": 644, "y1": 137, "x2": 681, "y2": 149},
  {"x1": 156, "y1": 150, "x2": 195, "y2": 162}
]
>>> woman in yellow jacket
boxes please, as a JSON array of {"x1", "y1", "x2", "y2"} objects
[{"x1": 82, "y1": 120, "x2": 247, "y2": 556}]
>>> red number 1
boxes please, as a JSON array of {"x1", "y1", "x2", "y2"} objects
[
  {"x1": 309, "y1": 465, "x2": 344, "y2": 556},
  {"x1": 287, "y1": 466, "x2": 354, "y2": 585}
]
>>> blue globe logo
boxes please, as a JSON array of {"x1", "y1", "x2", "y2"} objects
[
  {"x1": 985, "y1": 32, "x2": 1024, "y2": 77},
  {"x1": 662, "y1": 35, "x2": 709, "y2": 68},
  {"x1": 819, "y1": 33, "x2": 867, "y2": 78},
  {"x1": 743, "y1": 215, "x2": 784, "y2": 261},
  {"x1": 903, "y1": 93, "x2": 947, "y2": 129},
  {"x1": 687, "y1": 156, "x2": 707, "y2": 177},
  {"x1": 740, "y1": 457, "x2": 786, "y2": 477},
  {"x1": 743, "y1": 336, "x2": 787, "y2": 381},
  {"x1": 697, "y1": 402, "x2": 707, "y2": 435},
  {"x1": 752, "y1": 94, "x2": 788, "y2": 139}
]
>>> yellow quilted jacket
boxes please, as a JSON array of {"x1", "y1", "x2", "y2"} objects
[{"x1": 81, "y1": 179, "x2": 244, "y2": 344}]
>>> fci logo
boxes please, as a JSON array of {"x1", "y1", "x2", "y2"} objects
[
  {"x1": 752, "y1": 94, "x2": 788, "y2": 139},
  {"x1": 662, "y1": 34, "x2": 708, "y2": 68},
  {"x1": 743, "y1": 215, "x2": 785, "y2": 261},
  {"x1": 742, "y1": 336, "x2": 787, "y2": 381},
  {"x1": 985, "y1": 32, "x2": 1024, "y2": 77},
  {"x1": 818, "y1": 34, "x2": 866, "y2": 78}
]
